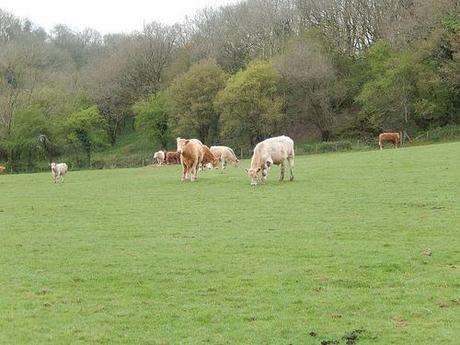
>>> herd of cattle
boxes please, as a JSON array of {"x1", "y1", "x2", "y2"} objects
[
  {"x1": 168, "y1": 135, "x2": 295, "y2": 185},
  {"x1": 0, "y1": 132, "x2": 402, "y2": 185}
]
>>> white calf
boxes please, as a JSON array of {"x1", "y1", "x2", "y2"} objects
[{"x1": 50, "y1": 162, "x2": 68, "y2": 183}]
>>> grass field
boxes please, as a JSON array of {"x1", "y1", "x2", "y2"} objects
[{"x1": 1, "y1": 142, "x2": 459, "y2": 344}]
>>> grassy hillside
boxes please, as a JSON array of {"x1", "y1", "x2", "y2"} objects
[{"x1": 0, "y1": 143, "x2": 459, "y2": 344}]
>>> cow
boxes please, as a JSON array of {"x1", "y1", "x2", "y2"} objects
[
  {"x1": 0, "y1": 165, "x2": 5, "y2": 174},
  {"x1": 153, "y1": 150, "x2": 165, "y2": 165},
  {"x1": 210, "y1": 145, "x2": 240, "y2": 169},
  {"x1": 201, "y1": 145, "x2": 220, "y2": 170},
  {"x1": 379, "y1": 132, "x2": 401, "y2": 150},
  {"x1": 246, "y1": 135, "x2": 295, "y2": 186},
  {"x1": 50, "y1": 162, "x2": 68, "y2": 183},
  {"x1": 176, "y1": 137, "x2": 204, "y2": 182},
  {"x1": 164, "y1": 151, "x2": 181, "y2": 164}
]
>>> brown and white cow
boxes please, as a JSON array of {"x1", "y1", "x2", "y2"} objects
[
  {"x1": 176, "y1": 137, "x2": 204, "y2": 181},
  {"x1": 201, "y1": 145, "x2": 220, "y2": 170},
  {"x1": 246, "y1": 135, "x2": 295, "y2": 186},
  {"x1": 379, "y1": 132, "x2": 401, "y2": 150},
  {"x1": 164, "y1": 151, "x2": 181, "y2": 164},
  {"x1": 210, "y1": 146, "x2": 240, "y2": 169},
  {"x1": 50, "y1": 162, "x2": 68, "y2": 183},
  {"x1": 153, "y1": 150, "x2": 165, "y2": 165}
]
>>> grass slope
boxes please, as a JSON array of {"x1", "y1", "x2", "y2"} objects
[{"x1": 1, "y1": 143, "x2": 459, "y2": 344}]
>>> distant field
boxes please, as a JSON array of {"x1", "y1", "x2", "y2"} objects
[{"x1": 0, "y1": 143, "x2": 459, "y2": 344}]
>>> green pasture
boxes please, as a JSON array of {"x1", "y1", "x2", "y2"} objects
[{"x1": 0, "y1": 143, "x2": 459, "y2": 344}]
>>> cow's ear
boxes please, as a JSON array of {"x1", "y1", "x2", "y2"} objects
[
  {"x1": 245, "y1": 168, "x2": 249, "y2": 173},
  {"x1": 185, "y1": 140, "x2": 190, "y2": 145}
]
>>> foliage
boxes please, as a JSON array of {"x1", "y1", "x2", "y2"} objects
[
  {"x1": 2, "y1": 106, "x2": 56, "y2": 171},
  {"x1": 296, "y1": 140, "x2": 354, "y2": 155},
  {"x1": 274, "y1": 35, "x2": 345, "y2": 141},
  {"x1": 168, "y1": 59, "x2": 227, "y2": 143},
  {"x1": 134, "y1": 92, "x2": 172, "y2": 150},
  {"x1": 215, "y1": 61, "x2": 283, "y2": 148},
  {"x1": 64, "y1": 106, "x2": 108, "y2": 166},
  {"x1": 1, "y1": 3, "x2": 459, "y2": 170}
]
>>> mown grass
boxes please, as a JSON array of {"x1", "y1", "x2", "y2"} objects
[{"x1": 0, "y1": 142, "x2": 459, "y2": 344}]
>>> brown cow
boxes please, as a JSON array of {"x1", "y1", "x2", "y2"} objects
[
  {"x1": 164, "y1": 151, "x2": 181, "y2": 164},
  {"x1": 176, "y1": 137, "x2": 204, "y2": 181},
  {"x1": 0, "y1": 165, "x2": 5, "y2": 174},
  {"x1": 379, "y1": 132, "x2": 401, "y2": 150},
  {"x1": 201, "y1": 145, "x2": 220, "y2": 170}
]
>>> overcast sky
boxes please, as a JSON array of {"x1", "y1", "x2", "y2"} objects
[{"x1": 0, "y1": 0, "x2": 241, "y2": 34}]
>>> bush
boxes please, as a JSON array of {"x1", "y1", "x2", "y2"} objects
[
  {"x1": 296, "y1": 140, "x2": 354, "y2": 155},
  {"x1": 417, "y1": 125, "x2": 460, "y2": 142}
]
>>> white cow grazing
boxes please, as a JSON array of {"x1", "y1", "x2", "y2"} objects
[
  {"x1": 210, "y1": 146, "x2": 240, "y2": 169},
  {"x1": 246, "y1": 135, "x2": 294, "y2": 186},
  {"x1": 153, "y1": 150, "x2": 165, "y2": 165},
  {"x1": 50, "y1": 162, "x2": 68, "y2": 183}
]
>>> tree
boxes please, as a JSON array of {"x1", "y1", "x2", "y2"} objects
[
  {"x1": 215, "y1": 60, "x2": 283, "y2": 148},
  {"x1": 64, "y1": 106, "x2": 108, "y2": 167},
  {"x1": 3, "y1": 106, "x2": 56, "y2": 171},
  {"x1": 168, "y1": 59, "x2": 227, "y2": 143},
  {"x1": 274, "y1": 36, "x2": 345, "y2": 141},
  {"x1": 134, "y1": 92, "x2": 172, "y2": 149},
  {"x1": 355, "y1": 41, "x2": 417, "y2": 132}
]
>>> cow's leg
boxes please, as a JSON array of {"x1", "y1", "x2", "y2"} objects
[
  {"x1": 191, "y1": 160, "x2": 198, "y2": 181},
  {"x1": 261, "y1": 165, "x2": 268, "y2": 184},
  {"x1": 181, "y1": 164, "x2": 187, "y2": 181},
  {"x1": 379, "y1": 141, "x2": 383, "y2": 150},
  {"x1": 279, "y1": 163, "x2": 285, "y2": 181},
  {"x1": 287, "y1": 157, "x2": 294, "y2": 181}
]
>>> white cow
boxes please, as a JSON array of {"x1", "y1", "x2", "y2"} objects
[
  {"x1": 246, "y1": 135, "x2": 294, "y2": 186},
  {"x1": 210, "y1": 146, "x2": 240, "y2": 170},
  {"x1": 50, "y1": 162, "x2": 68, "y2": 183},
  {"x1": 153, "y1": 150, "x2": 165, "y2": 165}
]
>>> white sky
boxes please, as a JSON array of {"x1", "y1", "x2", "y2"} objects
[{"x1": 0, "y1": 0, "x2": 241, "y2": 34}]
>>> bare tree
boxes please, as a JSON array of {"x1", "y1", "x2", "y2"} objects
[{"x1": 274, "y1": 37, "x2": 345, "y2": 140}]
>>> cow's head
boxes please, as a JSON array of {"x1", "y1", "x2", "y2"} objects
[
  {"x1": 246, "y1": 167, "x2": 262, "y2": 186},
  {"x1": 233, "y1": 159, "x2": 240, "y2": 167},
  {"x1": 176, "y1": 137, "x2": 189, "y2": 154},
  {"x1": 211, "y1": 157, "x2": 220, "y2": 169}
]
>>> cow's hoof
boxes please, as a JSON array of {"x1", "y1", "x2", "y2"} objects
[{"x1": 290, "y1": 177, "x2": 294, "y2": 181}]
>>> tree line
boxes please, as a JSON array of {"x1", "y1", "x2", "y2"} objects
[{"x1": 0, "y1": 0, "x2": 459, "y2": 171}]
